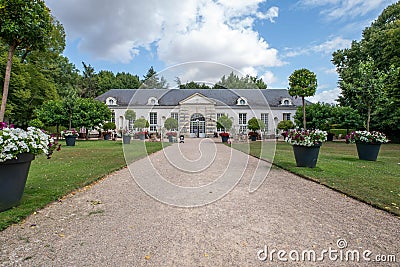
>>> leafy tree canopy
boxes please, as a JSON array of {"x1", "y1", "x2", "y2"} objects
[
  {"x1": 216, "y1": 115, "x2": 233, "y2": 131},
  {"x1": 164, "y1": 117, "x2": 178, "y2": 130},
  {"x1": 247, "y1": 117, "x2": 265, "y2": 131}
]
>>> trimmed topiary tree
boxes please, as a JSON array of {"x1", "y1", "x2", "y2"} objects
[
  {"x1": 217, "y1": 115, "x2": 233, "y2": 132},
  {"x1": 288, "y1": 68, "x2": 317, "y2": 130},
  {"x1": 247, "y1": 117, "x2": 265, "y2": 132},
  {"x1": 164, "y1": 117, "x2": 178, "y2": 131}
]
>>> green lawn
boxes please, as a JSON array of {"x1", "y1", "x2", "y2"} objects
[
  {"x1": 0, "y1": 140, "x2": 168, "y2": 231},
  {"x1": 233, "y1": 141, "x2": 400, "y2": 216}
]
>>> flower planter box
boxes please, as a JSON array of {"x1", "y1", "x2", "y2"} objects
[
  {"x1": 65, "y1": 136, "x2": 77, "y2": 146},
  {"x1": 0, "y1": 153, "x2": 35, "y2": 212},
  {"x1": 250, "y1": 135, "x2": 257, "y2": 141},
  {"x1": 168, "y1": 135, "x2": 174, "y2": 143},
  {"x1": 292, "y1": 144, "x2": 321, "y2": 168},
  {"x1": 139, "y1": 134, "x2": 146, "y2": 140},
  {"x1": 122, "y1": 135, "x2": 131, "y2": 144},
  {"x1": 221, "y1": 136, "x2": 229, "y2": 143},
  {"x1": 356, "y1": 143, "x2": 381, "y2": 161},
  {"x1": 103, "y1": 133, "x2": 111, "y2": 140}
]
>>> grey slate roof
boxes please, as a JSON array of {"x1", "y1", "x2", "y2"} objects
[{"x1": 96, "y1": 89, "x2": 304, "y2": 107}]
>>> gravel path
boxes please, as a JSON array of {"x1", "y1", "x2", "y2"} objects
[{"x1": 1, "y1": 139, "x2": 399, "y2": 266}]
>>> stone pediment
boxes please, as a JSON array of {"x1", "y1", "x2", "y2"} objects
[{"x1": 179, "y1": 93, "x2": 216, "y2": 105}]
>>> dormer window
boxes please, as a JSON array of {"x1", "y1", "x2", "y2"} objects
[
  {"x1": 106, "y1": 97, "x2": 117, "y2": 106},
  {"x1": 236, "y1": 97, "x2": 248, "y2": 106},
  {"x1": 147, "y1": 97, "x2": 159, "y2": 105},
  {"x1": 280, "y1": 98, "x2": 292, "y2": 106}
]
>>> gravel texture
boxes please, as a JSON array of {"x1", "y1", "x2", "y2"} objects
[{"x1": 0, "y1": 139, "x2": 399, "y2": 266}]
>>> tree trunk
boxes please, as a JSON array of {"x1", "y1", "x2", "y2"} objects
[
  {"x1": 69, "y1": 113, "x2": 72, "y2": 130},
  {"x1": 367, "y1": 106, "x2": 371, "y2": 132},
  {"x1": 302, "y1": 96, "x2": 306, "y2": 130},
  {"x1": 0, "y1": 45, "x2": 17, "y2": 122},
  {"x1": 56, "y1": 124, "x2": 60, "y2": 141}
]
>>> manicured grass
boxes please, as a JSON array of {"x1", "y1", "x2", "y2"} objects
[
  {"x1": 233, "y1": 141, "x2": 400, "y2": 216},
  {"x1": 0, "y1": 140, "x2": 168, "y2": 231}
]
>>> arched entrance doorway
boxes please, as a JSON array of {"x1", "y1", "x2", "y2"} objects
[{"x1": 190, "y1": 113, "x2": 205, "y2": 138}]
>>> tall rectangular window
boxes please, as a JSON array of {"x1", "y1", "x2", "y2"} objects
[
  {"x1": 216, "y1": 113, "x2": 225, "y2": 131},
  {"x1": 149, "y1": 112, "x2": 157, "y2": 132},
  {"x1": 239, "y1": 113, "x2": 247, "y2": 133},
  {"x1": 239, "y1": 113, "x2": 247, "y2": 125},
  {"x1": 261, "y1": 113, "x2": 269, "y2": 131},
  {"x1": 283, "y1": 113, "x2": 291, "y2": 121},
  {"x1": 170, "y1": 112, "x2": 179, "y2": 121},
  {"x1": 170, "y1": 112, "x2": 179, "y2": 131}
]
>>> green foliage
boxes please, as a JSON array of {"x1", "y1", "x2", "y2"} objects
[
  {"x1": 134, "y1": 118, "x2": 149, "y2": 129},
  {"x1": 277, "y1": 120, "x2": 294, "y2": 131},
  {"x1": 179, "y1": 81, "x2": 211, "y2": 89},
  {"x1": 141, "y1": 66, "x2": 168, "y2": 89},
  {"x1": 0, "y1": 0, "x2": 53, "y2": 52},
  {"x1": 35, "y1": 100, "x2": 65, "y2": 128},
  {"x1": 247, "y1": 117, "x2": 265, "y2": 131},
  {"x1": 28, "y1": 118, "x2": 44, "y2": 129},
  {"x1": 0, "y1": 0, "x2": 54, "y2": 121},
  {"x1": 103, "y1": 122, "x2": 116, "y2": 131},
  {"x1": 124, "y1": 109, "x2": 136, "y2": 121},
  {"x1": 213, "y1": 72, "x2": 267, "y2": 89},
  {"x1": 288, "y1": 68, "x2": 318, "y2": 98},
  {"x1": 294, "y1": 103, "x2": 362, "y2": 131},
  {"x1": 216, "y1": 115, "x2": 233, "y2": 131},
  {"x1": 164, "y1": 117, "x2": 178, "y2": 130},
  {"x1": 332, "y1": 2, "x2": 400, "y2": 137},
  {"x1": 71, "y1": 98, "x2": 111, "y2": 129}
]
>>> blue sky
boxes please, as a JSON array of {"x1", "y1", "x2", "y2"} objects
[{"x1": 45, "y1": 0, "x2": 397, "y2": 103}]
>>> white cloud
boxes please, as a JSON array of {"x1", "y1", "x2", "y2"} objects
[
  {"x1": 297, "y1": 0, "x2": 396, "y2": 20},
  {"x1": 257, "y1": 6, "x2": 279, "y2": 23},
  {"x1": 45, "y1": 0, "x2": 282, "y2": 75},
  {"x1": 284, "y1": 36, "x2": 351, "y2": 58},
  {"x1": 307, "y1": 88, "x2": 340, "y2": 104},
  {"x1": 261, "y1": 71, "x2": 277, "y2": 86}
]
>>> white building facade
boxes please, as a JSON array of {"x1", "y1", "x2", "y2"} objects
[{"x1": 96, "y1": 89, "x2": 301, "y2": 138}]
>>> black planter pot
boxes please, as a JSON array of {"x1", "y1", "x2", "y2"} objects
[
  {"x1": 292, "y1": 144, "x2": 321, "y2": 168},
  {"x1": 327, "y1": 133, "x2": 334, "y2": 142},
  {"x1": 221, "y1": 136, "x2": 229, "y2": 143},
  {"x1": 168, "y1": 135, "x2": 174, "y2": 143},
  {"x1": 65, "y1": 136, "x2": 77, "y2": 146},
  {"x1": 104, "y1": 133, "x2": 111, "y2": 140},
  {"x1": 356, "y1": 143, "x2": 381, "y2": 161},
  {"x1": 250, "y1": 135, "x2": 257, "y2": 141},
  {"x1": 139, "y1": 134, "x2": 146, "y2": 140},
  {"x1": 122, "y1": 135, "x2": 131, "y2": 144},
  {"x1": 0, "y1": 153, "x2": 35, "y2": 212}
]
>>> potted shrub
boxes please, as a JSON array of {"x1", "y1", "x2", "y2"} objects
[
  {"x1": 120, "y1": 129, "x2": 132, "y2": 144},
  {"x1": 288, "y1": 68, "x2": 317, "y2": 130},
  {"x1": 219, "y1": 132, "x2": 230, "y2": 143},
  {"x1": 217, "y1": 115, "x2": 233, "y2": 142},
  {"x1": 164, "y1": 117, "x2": 178, "y2": 142},
  {"x1": 102, "y1": 122, "x2": 116, "y2": 140},
  {"x1": 166, "y1": 131, "x2": 177, "y2": 143},
  {"x1": 277, "y1": 120, "x2": 295, "y2": 138},
  {"x1": 346, "y1": 131, "x2": 388, "y2": 161},
  {"x1": 134, "y1": 118, "x2": 149, "y2": 140},
  {"x1": 284, "y1": 129, "x2": 327, "y2": 168},
  {"x1": 0, "y1": 123, "x2": 57, "y2": 211},
  {"x1": 247, "y1": 117, "x2": 265, "y2": 141},
  {"x1": 61, "y1": 129, "x2": 79, "y2": 146}
]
